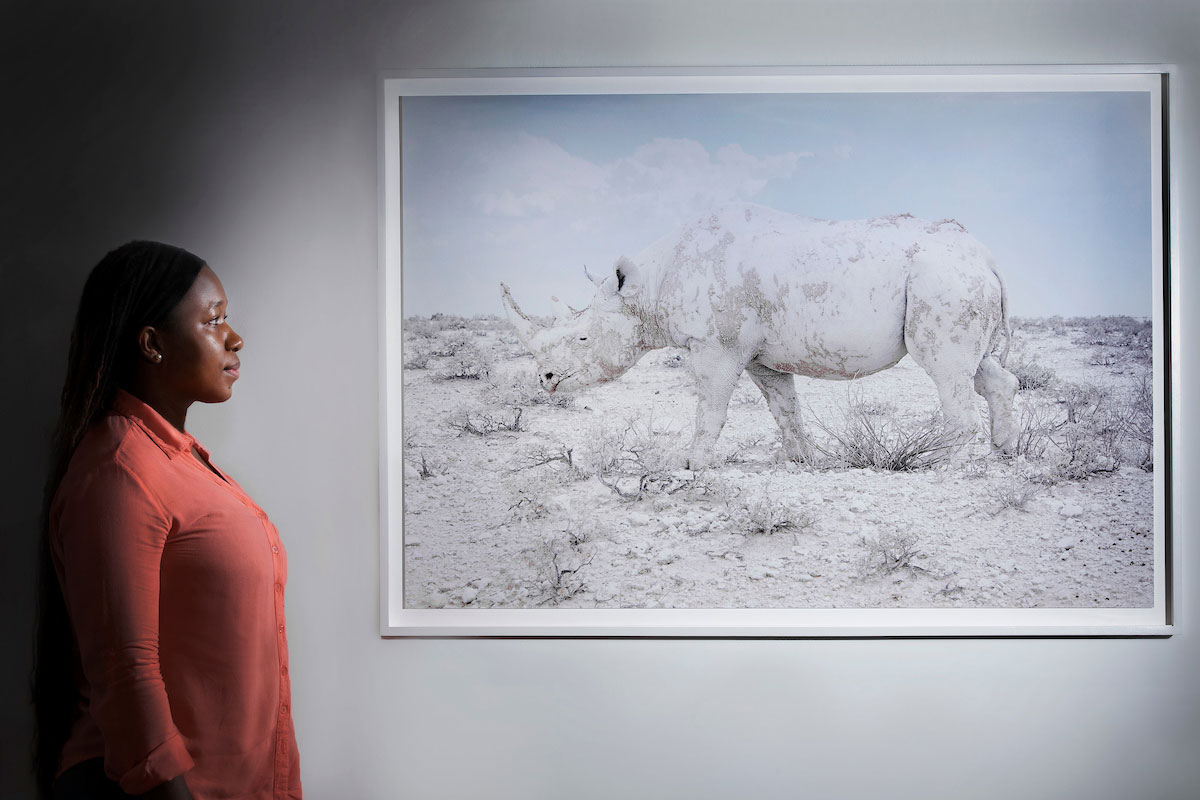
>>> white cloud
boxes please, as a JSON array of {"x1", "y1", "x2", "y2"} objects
[
  {"x1": 470, "y1": 133, "x2": 808, "y2": 224},
  {"x1": 441, "y1": 133, "x2": 814, "y2": 316},
  {"x1": 470, "y1": 132, "x2": 607, "y2": 218}
]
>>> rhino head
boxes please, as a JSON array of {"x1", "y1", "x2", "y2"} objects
[{"x1": 500, "y1": 258, "x2": 646, "y2": 394}]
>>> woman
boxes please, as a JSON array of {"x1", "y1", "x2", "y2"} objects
[{"x1": 33, "y1": 242, "x2": 301, "y2": 799}]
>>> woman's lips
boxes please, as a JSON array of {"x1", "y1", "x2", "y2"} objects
[{"x1": 224, "y1": 361, "x2": 241, "y2": 379}]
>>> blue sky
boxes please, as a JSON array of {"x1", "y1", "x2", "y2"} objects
[{"x1": 401, "y1": 91, "x2": 1152, "y2": 319}]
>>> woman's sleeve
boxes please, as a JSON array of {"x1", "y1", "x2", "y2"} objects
[{"x1": 55, "y1": 462, "x2": 195, "y2": 794}]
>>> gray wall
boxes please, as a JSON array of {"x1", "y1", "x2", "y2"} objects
[{"x1": 3, "y1": 1, "x2": 1197, "y2": 797}]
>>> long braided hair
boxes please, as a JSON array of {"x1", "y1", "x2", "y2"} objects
[{"x1": 33, "y1": 241, "x2": 204, "y2": 795}]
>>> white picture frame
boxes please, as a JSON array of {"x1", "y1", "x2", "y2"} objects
[{"x1": 379, "y1": 66, "x2": 1174, "y2": 637}]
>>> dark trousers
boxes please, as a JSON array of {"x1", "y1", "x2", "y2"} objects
[{"x1": 53, "y1": 758, "x2": 137, "y2": 799}]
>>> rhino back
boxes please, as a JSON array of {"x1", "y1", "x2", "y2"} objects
[{"x1": 636, "y1": 205, "x2": 997, "y2": 378}]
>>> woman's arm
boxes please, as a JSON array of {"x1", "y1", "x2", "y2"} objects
[{"x1": 53, "y1": 462, "x2": 195, "y2": 794}]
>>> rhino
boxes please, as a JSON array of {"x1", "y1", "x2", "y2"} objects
[{"x1": 501, "y1": 203, "x2": 1018, "y2": 469}]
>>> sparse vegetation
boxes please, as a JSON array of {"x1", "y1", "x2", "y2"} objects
[
  {"x1": 811, "y1": 399, "x2": 962, "y2": 471},
  {"x1": 403, "y1": 347, "x2": 432, "y2": 370},
  {"x1": 1011, "y1": 399, "x2": 1061, "y2": 460},
  {"x1": 403, "y1": 312, "x2": 1155, "y2": 610},
  {"x1": 527, "y1": 532, "x2": 594, "y2": 605},
  {"x1": 988, "y1": 473, "x2": 1042, "y2": 513},
  {"x1": 1010, "y1": 355, "x2": 1056, "y2": 390},
  {"x1": 415, "y1": 453, "x2": 438, "y2": 479},
  {"x1": 1069, "y1": 315, "x2": 1151, "y2": 350},
  {"x1": 518, "y1": 443, "x2": 587, "y2": 482},
  {"x1": 433, "y1": 342, "x2": 493, "y2": 380},
  {"x1": 858, "y1": 530, "x2": 927, "y2": 576},
  {"x1": 585, "y1": 418, "x2": 703, "y2": 501},
  {"x1": 507, "y1": 489, "x2": 558, "y2": 524},
  {"x1": 739, "y1": 487, "x2": 813, "y2": 536},
  {"x1": 448, "y1": 405, "x2": 524, "y2": 436},
  {"x1": 1048, "y1": 380, "x2": 1137, "y2": 479},
  {"x1": 488, "y1": 376, "x2": 576, "y2": 409},
  {"x1": 1127, "y1": 374, "x2": 1154, "y2": 471}
]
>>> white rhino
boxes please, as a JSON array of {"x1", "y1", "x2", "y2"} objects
[{"x1": 501, "y1": 203, "x2": 1018, "y2": 469}]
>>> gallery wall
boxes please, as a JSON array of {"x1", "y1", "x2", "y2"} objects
[{"x1": 2, "y1": 1, "x2": 1197, "y2": 797}]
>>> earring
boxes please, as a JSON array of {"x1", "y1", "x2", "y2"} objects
[{"x1": 154, "y1": 353, "x2": 163, "y2": 362}]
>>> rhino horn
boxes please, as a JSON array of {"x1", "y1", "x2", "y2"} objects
[{"x1": 500, "y1": 283, "x2": 540, "y2": 346}]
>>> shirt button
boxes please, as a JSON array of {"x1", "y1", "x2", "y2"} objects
[
  {"x1": 278, "y1": 624, "x2": 285, "y2": 633},
  {"x1": 281, "y1": 704, "x2": 289, "y2": 713},
  {"x1": 282, "y1": 665, "x2": 288, "y2": 675},
  {"x1": 271, "y1": 545, "x2": 279, "y2": 553},
  {"x1": 275, "y1": 583, "x2": 282, "y2": 593}
]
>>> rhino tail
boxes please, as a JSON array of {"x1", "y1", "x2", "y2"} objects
[{"x1": 989, "y1": 260, "x2": 1011, "y2": 367}]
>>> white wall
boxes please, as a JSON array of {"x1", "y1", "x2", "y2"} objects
[{"x1": 3, "y1": 1, "x2": 1198, "y2": 797}]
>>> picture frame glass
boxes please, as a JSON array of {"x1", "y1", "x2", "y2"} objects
[{"x1": 381, "y1": 70, "x2": 1170, "y2": 637}]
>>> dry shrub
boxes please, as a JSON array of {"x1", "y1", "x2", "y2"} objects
[
  {"x1": 1010, "y1": 356, "x2": 1056, "y2": 390},
  {"x1": 448, "y1": 405, "x2": 523, "y2": 436},
  {"x1": 988, "y1": 473, "x2": 1042, "y2": 512},
  {"x1": 737, "y1": 486, "x2": 814, "y2": 536},
  {"x1": 404, "y1": 317, "x2": 438, "y2": 339},
  {"x1": 1048, "y1": 380, "x2": 1133, "y2": 479},
  {"x1": 403, "y1": 347, "x2": 432, "y2": 370},
  {"x1": 1127, "y1": 374, "x2": 1154, "y2": 471},
  {"x1": 1011, "y1": 399, "x2": 1062, "y2": 460},
  {"x1": 526, "y1": 532, "x2": 593, "y2": 606},
  {"x1": 584, "y1": 418, "x2": 715, "y2": 501},
  {"x1": 518, "y1": 443, "x2": 587, "y2": 483},
  {"x1": 433, "y1": 342, "x2": 493, "y2": 381},
  {"x1": 811, "y1": 399, "x2": 963, "y2": 471},
  {"x1": 469, "y1": 314, "x2": 511, "y2": 331},
  {"x1": 488, "y1": 376, "x2": 575, "y2": 409},
  {"x1": 858, "y1": 530, "x2": 927, "y2": 576}
]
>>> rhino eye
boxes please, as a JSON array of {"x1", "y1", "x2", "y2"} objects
[{"x1": 578, "y1": 336, "x2": 588, "y2": 342}]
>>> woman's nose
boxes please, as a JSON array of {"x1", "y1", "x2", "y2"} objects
[{"x1": 227, "y1": 325, "x2": 244, "y2": 352}]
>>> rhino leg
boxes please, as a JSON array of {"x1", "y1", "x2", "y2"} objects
[
  {"x1": 685, "y1": 343, "x2": 748, "y2": 470},
  {"x1": 974, "y1": 356, "x2": 1019, "y2": 452},
  {"x1": 904, "y1": 264, "x2": 998, "y2": 453},
  {"x1": 746, "y1": 362, "x2": 812, "y2": 463},
  {"x1": 929, "y1": 374, "x2": 986, "y2": 445},
  {"x1": 905, "y1": 331, "x2": 989, "y2": 452}
]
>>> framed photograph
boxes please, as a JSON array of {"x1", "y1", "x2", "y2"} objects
[{"x1": 379, "y1": 67, "x2": 1173, "y2": 637}]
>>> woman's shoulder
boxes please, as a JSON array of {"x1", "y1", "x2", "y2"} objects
[
  {"x1": 53, "y1": 413, "x2": 171, "y2": 511},
  {"x1": 72, "y1": 412, "x2": 157, "y2": 471}
]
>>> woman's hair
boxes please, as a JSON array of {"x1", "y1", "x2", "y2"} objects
[{"x1": 33, "y1": 241, "x2": 205, "y2": 795}]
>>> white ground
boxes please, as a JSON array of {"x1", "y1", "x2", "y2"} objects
[{"x1": 400, "y1": 317, "x2": 1154, "y2": 610}]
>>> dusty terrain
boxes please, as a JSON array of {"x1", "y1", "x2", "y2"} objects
[{"x1": 400, "y1": 315, "x2": 1155, "y2": 610}]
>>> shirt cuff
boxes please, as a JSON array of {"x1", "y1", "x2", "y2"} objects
[{"x1": 116, "y1": 731, "x2": 195, "y2": 795}]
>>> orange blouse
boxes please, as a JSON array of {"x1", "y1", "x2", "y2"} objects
[{"x1": 50, "y1": 390, "x2": 301, "y2": 798}]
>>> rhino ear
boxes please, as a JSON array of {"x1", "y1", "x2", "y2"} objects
[
  {"x1": 550, "y1": 296, "x2": 575, "y2": 325},
  {"x1": 583, "y1": 264, "x2": 604, "y2": 288},
  {"x1": 614, "y1": 257, "x2": 641, "y2": 298}
]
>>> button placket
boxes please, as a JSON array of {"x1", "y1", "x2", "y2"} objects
[{"x1": 260, "y1": 506, "x2": 290, "y2": 798}]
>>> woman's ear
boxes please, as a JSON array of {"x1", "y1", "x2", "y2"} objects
[{"x1": 138, "y1": 326, "x2": 164, "y2": 363}]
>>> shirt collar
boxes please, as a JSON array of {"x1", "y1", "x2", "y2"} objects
[{"x1": 112, "y1": 389, "x2": 199, "y2": 458}]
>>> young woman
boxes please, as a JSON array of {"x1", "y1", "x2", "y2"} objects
[{"x1": 34, "y1": 242, "x2": 301, "y2": 799}]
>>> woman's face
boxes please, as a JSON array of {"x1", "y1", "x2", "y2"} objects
[{"x1": 155, "y1": 265, "x2": 244, "y2": 404}]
